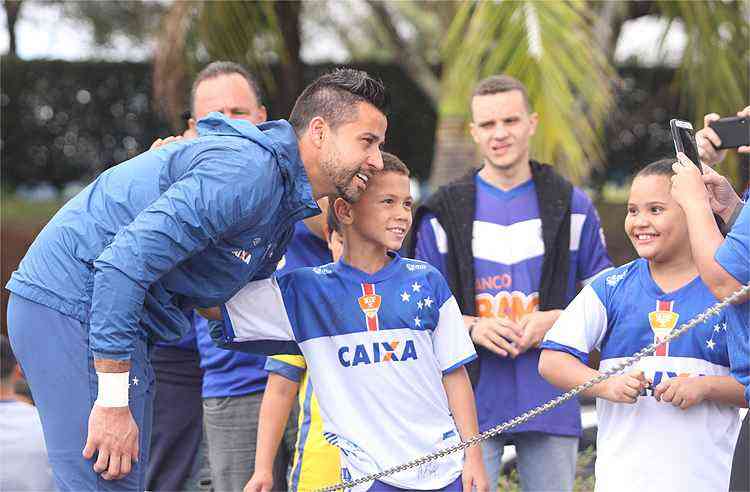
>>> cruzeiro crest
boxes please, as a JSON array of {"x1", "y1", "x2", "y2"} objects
[
  {"x1": 358, "y1": 283, "x2": 382, "y2": 331},
  {"x1": 648, "y1": 300, "x2": 679, "y2": 356}
]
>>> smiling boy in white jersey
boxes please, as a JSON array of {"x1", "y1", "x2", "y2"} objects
[
  {"x1": 539, "y1": 159, "x2": 748, "y2": 492},
  {"x1": 210, "y1": 153, "x2": 488, "y2": 491}
]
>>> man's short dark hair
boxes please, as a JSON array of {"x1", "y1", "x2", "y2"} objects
[
  {"x1": 190, "y1": 61, "x2": 263, "y2": 115},
  {"x1": 288, "y1": 68, "x2": 389, "y2": 136},
  {"x1": 1, "y1": 335, "x2": 16, "y2": 381},
  {"x1": 473, "y1": 75, "x2": 531, "y2": 112}
]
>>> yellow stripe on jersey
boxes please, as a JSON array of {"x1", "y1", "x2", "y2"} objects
[{"x1": 268, "y1": 355, "x2": 340, "y2": 491}]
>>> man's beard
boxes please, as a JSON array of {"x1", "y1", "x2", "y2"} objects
[{"x1": 321, "y1": 148, "x2": 362, "y2": 202}]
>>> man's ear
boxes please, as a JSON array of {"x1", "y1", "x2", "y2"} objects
[
  {"x1": 308, "y1": 116, "x2": 327, "y2": 149},
  {"x1": 333, "y1": 197, "x2": 354, "y2": 226},
  {"x1": 528, "y1": 112, "x2": 539, "y2": 137},
  {"x1": 254, "y1": 105, "x2": 268, "y2": 125}
]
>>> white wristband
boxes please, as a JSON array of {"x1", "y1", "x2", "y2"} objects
[{"x1": 95, "y1": 371, "x2": 130, "y2": 407}]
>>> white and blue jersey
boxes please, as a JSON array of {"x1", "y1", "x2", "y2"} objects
[
  {"x1": 195, "y1": 221, "x2": 332, "y2": 398},
  {"x1": 414, "y1": 175, "x2": 611, "y2": 436},
  {"x1": 542, "y1": 259, "x2": 744, "y2": 491},
  {"x1": 217, "y1": 254, "x2": 476, "y2": 490}
]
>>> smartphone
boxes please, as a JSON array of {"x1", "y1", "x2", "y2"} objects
[
  {"x1": 670, "y1": 119, "x2": 702, "y2": 174},
  {"x1": 708, "y1": 116, "x2": 750, "y2": 149}
]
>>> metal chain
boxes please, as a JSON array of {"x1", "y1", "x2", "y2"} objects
[{"x1": 316, "y1": 283, "x2": 750, "y2": 492}]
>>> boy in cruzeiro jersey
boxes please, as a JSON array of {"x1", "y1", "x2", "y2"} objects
[
  {"x1": 539, "y1": 159, "x2": 748, "y2": 492},
  {"x1": 214, "y1": 153, "x2": 488, "y2": 491},
  {"x1": 246, "y1": 204, "x2": 344, "y2": 492}
]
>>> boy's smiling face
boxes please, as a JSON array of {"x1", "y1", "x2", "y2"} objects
[{"x1": 338, "y1": 171, "x2": 413, "y2": 252}]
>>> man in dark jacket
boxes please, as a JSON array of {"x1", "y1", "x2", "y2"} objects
[{"x1": 410, "y1": 75, "x2": 611, "y2": 491}]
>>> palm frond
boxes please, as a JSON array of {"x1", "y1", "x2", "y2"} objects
[{"x1": 439, "y1": 0, "x2": 617, "y2": 183}]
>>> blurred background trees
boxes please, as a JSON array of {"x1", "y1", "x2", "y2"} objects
[{"x1": 2, "y1": 0, "x2": 748, "y2": 188}]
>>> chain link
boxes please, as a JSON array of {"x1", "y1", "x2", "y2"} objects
[{"x1": 316, "y1": 283, "x2": 750, "y2": 492}]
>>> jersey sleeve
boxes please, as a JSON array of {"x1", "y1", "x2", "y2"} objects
[
  {"x1": 726, "y1": 304, "x2": 750, "y2": 404},
  {"x1": 90, "y1": 146, "x2": 274, "y2": 360},
  {"x1": 574, "y1": 195, "x2": 613, "y2": 284},
  {"x1": 541, "y1": 283, "x2": 608, "y2": 364},
  {"x1": 715, "y1": 203, "x2": 750, "y2": 285},
  {"x1": 215, "y1": 276, "x2": 301, "y2": 356},
  {"x1": 265, "y1": 354, "x2": 307, "y2": 383},
  {"x1": 413, "y1": 213, "x2": 449, "y2": 278},
  {"x1": 430, "y1": 272, "x2": 476, "y2": 374}
]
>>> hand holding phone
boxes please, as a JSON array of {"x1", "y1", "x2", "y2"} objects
[
  {"x1": 670, "y1": 119, "x2": 702, "y2": 174},
  {"x1": 708, "y1": 116, "x2": 750, "y2": 149}
]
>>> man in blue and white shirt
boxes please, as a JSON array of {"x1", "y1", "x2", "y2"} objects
[{"x1": 410, "y1": 75, "x2": 611, "y2": 491}]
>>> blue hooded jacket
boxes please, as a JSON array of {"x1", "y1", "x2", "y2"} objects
[{"x1": 7, "y1": 114, "x2": 320, "y2": 360}]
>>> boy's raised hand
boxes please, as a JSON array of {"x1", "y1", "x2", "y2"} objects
[
  {"x1": 654, "y1": 375, "x2": 707, "y2": 410},
  {"x1": 600, "y1": 370, "x2": 648, "y2": 404}
]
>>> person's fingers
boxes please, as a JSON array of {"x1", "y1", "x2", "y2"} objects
[
  {"x1": 82, "y1": 436, "x2": 97, "y2": 460},
  {"x1": 120, "y1": 454, "x2": 132, "y2": 478},
  {"x1": 704, "y1": 112, "x2": 721, "y2": 127},
  {"x1": 738, "y1": 145, "x2": 750, "y2": 154},
  {"x1": 476, "y1": 331, "x2": 509, "y2": 357},
  {"x1": 495, "y1": 317, "x2": 524, "y2": 338},
  {"x1": 699, "y1": 126, "x2": 723, "y2": 148},
  {"x1": 660, "y1": 385, "x2": 676, "y2": 403},
  {"x1": 93, "y1": 447, "x2": 109, "y2": 474},
  {"x1": 489, "y1": 331, "x2": 519, "y2": 357},
  {"x1": 737, "y1": 107, "x2": 750, "y2": 118},
  {"x1": 103, "y1": 453, "x2": 121, "y2": 480}
]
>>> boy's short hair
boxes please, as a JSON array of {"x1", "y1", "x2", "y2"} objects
[
  {"x1": 381, "y1": 151, "x2": 410, "y2": 177},
  {"x1": 473, "y1": 75, "x2": 531, "y2": 111},
  {"x1": 289, "y1": 68, "x2": 389, "y2": 136},
  {"x1": 636, "y1": 158, "x2": 678, "y2": 179},
  {"x1": 1, "y1": 335, "x2": 16, "y2": 381}
]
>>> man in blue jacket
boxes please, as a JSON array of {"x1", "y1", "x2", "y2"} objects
[{"x1": 5, "y1": 68, "x2": 388, "y2": 491}]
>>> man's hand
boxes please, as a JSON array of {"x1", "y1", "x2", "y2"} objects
[
  {"x1": 599, "y1": 370, "x2": 648, "y2": 404},
  {"x1": 696, "y1": 113, "x2": 729, "y2": 166},
  {"x1": 244, "y1": 469, "x2": 274, "y2": 492},
  {"x1": 517, "y1": 310, "x2": 560, "y2": 354},
  {"x1": 696, "y1": 106, "x2": 750, "y2": 165},
  {"x1": 461, "y1": 448, "x2": 490, "y2": 492},
  {"x1": 149, "y1": 135, "x2": 184, "y2": 150},
  {"x1": 470, "y1": 317, "x2": 523, "y2": 358},
  {"x1": 654, "y1": 375, "x2": 707, "y2": 410},
  {"x1": 82, "y1": 405, "x2": 140, "y2": 480},
  {"x1": 700, "y1": 165, "x2": 743, "y2": 223}
]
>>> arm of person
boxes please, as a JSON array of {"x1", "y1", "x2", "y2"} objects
[
  {"x1": 442, "y1": 367, "x2": 488, "y2": 492},
  {"x1": 85, "y1": 148, "x2": 278, "y2": 479},
  {"x1": 245, "y1": 365, "x2": 302, "y2": 492},
  {"x1": 653, "y1": 375, "x2": 748, "y2": 409},
  {"x1": 539, "y1": 350, "x2": 648, "y2": 403},
  {"x1": 538, "y1": 282, "x2": 646, "y2": 402},
  {"x1": 670, "y1": 154, "x2": 746, "y2": 301}
]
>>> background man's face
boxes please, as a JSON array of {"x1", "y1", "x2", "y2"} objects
[
  {"x1": 470, "y1": 90, "x2": 538, "y2": 172},
  {"x1": 192, "y1": 73, "x2": 267, "y2": 125}
]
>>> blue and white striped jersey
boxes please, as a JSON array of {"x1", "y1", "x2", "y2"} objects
[
  {"x1": 542, "y1": 259, "x2": 744, "y2": 491},
  {"x1": 218, "y1": 254, "x2": 476, "y2": 490}
]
